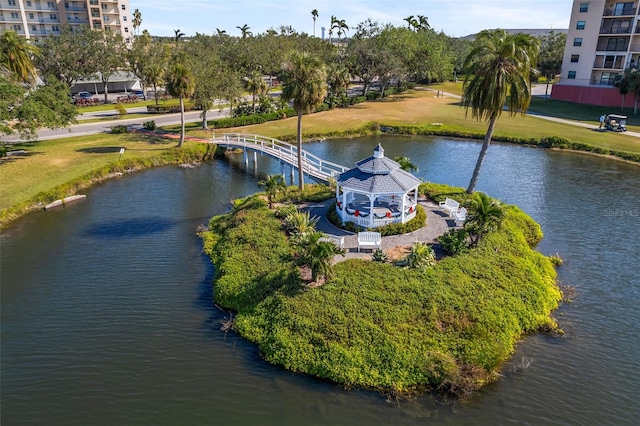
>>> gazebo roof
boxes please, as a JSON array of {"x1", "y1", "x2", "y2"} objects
[{"x1": 337, "y1": 145, "x2": 421, "y2": 194}]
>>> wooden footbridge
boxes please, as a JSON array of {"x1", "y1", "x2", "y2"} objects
[{"x1": 212, "y1": 133, "x2": 349, "y2": 184}]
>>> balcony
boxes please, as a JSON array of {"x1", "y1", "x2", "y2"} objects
[
  {"x1": 603, "y1": 7, "x2": 638, "y2": 16},
  {"x1": 601, "y1": 26, "x2": 632, "y2": 34}
]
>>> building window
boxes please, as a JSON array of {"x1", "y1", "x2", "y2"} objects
[
  {"x1": 11, "y1": 12, "x2": 19, "y2": 18},
  {"x1": 121, "y1": 4, "x2": 126, "y2": 10},
  {"x1": 47, "y1": 1, "x2": 55, "y2": 7},
  {"x1": 125, "y1": 38, "x2": 130, "y2": 43},
  {"x1": 32, "y1": 25, "x2": 37, "y2": 32},
  {"x1": 574, "y1": 37, "x2": 583, "y2": 46},
  {"x1": 52, "y1": 25, "x2": 59, "y2": 31},
  {"x1": 579, "y1": 3, "x2": 589, "y2": 12},
  {"x1": 576, "y1": 21, "x2": 586, "y2": 30},
  {"x1": 123, "y1": 16, "x2": 127, "y2": 21},
  {"x1": 9, "y1": 0, "x2": 17, "y2": 6},
  {"x1": 29, "y1": 13, "x2": 35, "y2": 19},
  {"x1": 104, "y1": 15, "x2": 109, "y2": 22},
  {"x1": 13, "y1": 24, "x2": 22, "y2": 31},
  {"x1": 567, "y1": 71, "x2": 577, "y2": 79},
  {"x1": 27, "y1": 0, "x2": 32, "y2": 6},
  {"x1": 600, "y1": 72, "x2": 617, "y2": 84},
  {"x1": 50, "y1": 13, "x2": 57, "y2": 20},
  {"x1": 571, "y1": 54, "x2": 580, "y2": 62},
  {"x1": 124, "y1": 27, "x2": 129, "y2": 32}
]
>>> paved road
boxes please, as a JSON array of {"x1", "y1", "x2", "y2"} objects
[
  {"x1": 1, "y1": 107, "x2": 228, "y2": 143},
  {"x1": 4, "y1": 86, "x2": 638, "y2": 142}
]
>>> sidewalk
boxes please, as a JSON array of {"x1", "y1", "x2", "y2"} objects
[{"x1": 429, "y1": 87, "x2": 640, "y2": 138}]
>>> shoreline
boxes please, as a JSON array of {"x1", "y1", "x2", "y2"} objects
[{"x1": 2, "y1": 125, "x2": 638, "y2": 230}]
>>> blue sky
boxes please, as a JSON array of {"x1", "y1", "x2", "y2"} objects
[{"x1": 131, "y1": 0, "x2": 573, "y2": 38}]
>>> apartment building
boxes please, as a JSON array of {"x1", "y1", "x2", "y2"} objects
[
  {"x1": 553, "y1": 0, "x2": 640, "y2": 106},
  {"x1": 0, "y1": 0, "x2": 132, "y2": 44}
]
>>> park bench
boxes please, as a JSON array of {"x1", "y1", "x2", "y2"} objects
[
  {"x1": 319, "y1": 233, "x2": 345, "y2": 250},
  {"x1": 439, "y1": 197, "x2": 460, "y2": 216},
  {"x1": 357, "y1": 231, "x2": 381, "y2": 252},
  {"x1": 453, "y1": 207, "x2": 467, "y2": 224}
]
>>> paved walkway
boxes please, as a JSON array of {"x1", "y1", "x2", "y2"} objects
[
  {"x1": 301, "y1": 198, "x2": 457, "y2": 261},
  {"x1": 428, "y1": 88, "x2": 640, "y2": 138}
]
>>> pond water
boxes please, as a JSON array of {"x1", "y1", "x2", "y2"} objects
[{"x1": 1, "y1": 136, "x2": 639, "y2": 425}]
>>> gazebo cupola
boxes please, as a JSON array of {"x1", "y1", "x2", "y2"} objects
[{"x1": 335, "y1": 144, "x2": 421, "y2": 229}]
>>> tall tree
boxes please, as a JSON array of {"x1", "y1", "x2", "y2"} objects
[
  {"x1": 165, "y1": 62, "x2": 195, "y2": 147},
  {"x1": 173, "y1": 29, "x2": 185, "y2": 43},
  {"x1": 461, "y1": 29, "x2": 539, "y2": 193},
  {"x1": 404, "y1": 15, "x2": 417, "y2": 30},
  {"x1": 237, "y1": 24, "x2": 252, "y2": 38},
  {"x1": 416, "y1": 15, "x2": 430, "y2": 31},
  {"x1": 311, "y1": 9, "x2": 319, "y2": 37},
  {"x1": 281, "y1": 51, "x2": 327, "y2": 189},
  {"x1": 37, "y1": 25, "x2": 102, "y2": 88},
  {"x1": 614, "y1": 68, "x2": 632, "y2": 110},
  {"x1": 132, "y1": 8, "x2": 143, "y2": 36},
  {"x1": 326, "y1": 63, "x2": 350, "y2": 96},
  {"x1": 537, "y1": 30, "x2": 566, "y2": 99},
  {"x1": 1, "y1": 77, "x2": 77, "y2": 140},
  {"x1": 94, "y1": 31, "x2": 127, "y2": 104},
  {"x1": 245, "y1": 70, "x2": 268, "y2": 112},
  {"x1": 0, "y1": 30, "x2": 39, "y2": 83}
]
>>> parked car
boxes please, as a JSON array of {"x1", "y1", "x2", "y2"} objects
[
  {"x1": 72, "y1": 91, "x2": 95, "y2": 104},
  {"x1": 132, "y1": 90, "x2": 146, "y2": 100}
]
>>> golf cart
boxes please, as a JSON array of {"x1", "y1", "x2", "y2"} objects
[{"x1": 604, "y1": 114, "x2": 627, "y2": 132}]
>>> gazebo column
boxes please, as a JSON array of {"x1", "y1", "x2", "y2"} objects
[
  {"x1": 368, "y1": 194, "x2": 375, "y2": 228},
  {"x1": 401, "y1": 195, "x2": 407, "y2": 224}
]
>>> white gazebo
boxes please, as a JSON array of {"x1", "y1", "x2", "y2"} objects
[{"x1": 335, "y1": 144, "x2": 421, "y2": 229}]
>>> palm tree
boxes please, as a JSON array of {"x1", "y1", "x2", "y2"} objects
[
  {"x1": 394, "y1": 156, "x2": 418, "y2": 172},
  {"x1": 327, "y1": 63, "x2": 350, "y2": 96},
  {"x1": 0, "y1": 30, "x2": 39, "y2": 83},
  {"x1": 173, "y1": 29, "x2": 185, "y2": 43},
  {"x1": 329, "y1": 15, "x2": 339, "y2": 43},
  {"x1": 464, "y1": 192, "x2": 505, "y2": 245},
  {"x1": 281, "y1": 51, "x2": 327, "y2": 190},
  {"x1": 132, "y1": 9, "x2": 142, "y2": 36},
  {"x1": 258, "y1": 174, "x2": 286, "y2": 208},
  {"x1": 614, "y1": 70, "x2": 631, "y2": 110},
  {"x1": 145, "y1": 63, "x2": 164, "y2": 106},
  {"x1": 296, "y1": 232, "x2": 345, "y2": 282},
  {"x1": 236, "y1": 24, "x2": 252, "y2": 38},
  {"x1": 461, "y1": 29, "x2": 539, "y2": 194},
  {"x1": 336, "y1": 19, "x2": 348, "y2": 41},
  {"x1": 416, "y1": 15, "x2": 430, "y2": 31},
  {"x1": 245, "y1": 70, "x2": 268, "y2": 113},
  {"x1": 311, "y1": 9, "x2": 319, "y2": 37},
  {"x1": 165, "y1": 63, "x2": 195, "y2": 147},
  {"x1": 403, "y1": 15, "x2": 417, "y2": 30},
  {"x1": 215, "y1": 28, "x2": 227, "y2": 36}
]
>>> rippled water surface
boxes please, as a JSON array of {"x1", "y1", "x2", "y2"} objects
[{"x1": 2, "y1": 136, "x2": 639, "y2": 425}]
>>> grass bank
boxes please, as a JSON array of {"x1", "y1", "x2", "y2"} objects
[
  {"x1": 201, "y1": 186, "x2": 562, "y2": 396},
  {"x1": 184, "y1": 89, "x2": 639, "y2": 161},
  {"x1": 0, "y1": 133, "x2": 212, "y2": 227}
]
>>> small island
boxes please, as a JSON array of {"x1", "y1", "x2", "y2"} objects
[{"x1": 201, "y1": 181, "x2": 562, "y2": 397}]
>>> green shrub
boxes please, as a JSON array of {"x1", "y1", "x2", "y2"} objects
[
  {"x1": 113, "y1": 103, "x2": 127, "y2": 117},
  {"x1": 438, "y1": 228, "x2": 469, "y2": 256},
  {"x1": 110, "y1": 125, "x2": 128, "y2": 134},
  {"x1": 201, "y1": 187, "x2": 562, "y2": 397},
  {"x1": 372, "y1": 248, "x2": 387, "y2": 262},
  {"x1": 143, "y1": 120, "x2": 156, "y2": 130}
]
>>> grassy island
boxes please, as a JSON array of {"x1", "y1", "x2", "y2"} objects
[{"x1": 201, "y1": 185, "x2": 562, "y2": 396}]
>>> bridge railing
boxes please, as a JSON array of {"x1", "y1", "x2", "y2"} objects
[{"x1": 218, "y1": 133, "x2": 349, "y2": 180}]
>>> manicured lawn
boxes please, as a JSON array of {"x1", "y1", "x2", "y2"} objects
[
  {"x1": 1, "y1": 133, "x2": 185, "y2": 211},
  {"x1": 196, "y1": 89, "x2": 639, "y2": 154}
]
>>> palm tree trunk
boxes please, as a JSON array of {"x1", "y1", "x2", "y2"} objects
[
  {"x1": 467, "y1": 117, "x2": 497, "y2": 194},
  {"x1": 296, "y1": 110, "x2": 304, "y2": 190},
  {"x1": 621, "y1": 94, "x2": 626, "y2": 111},
  {"x1": 178, "y1": 96, "x2": 185, "y2": 147}
]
